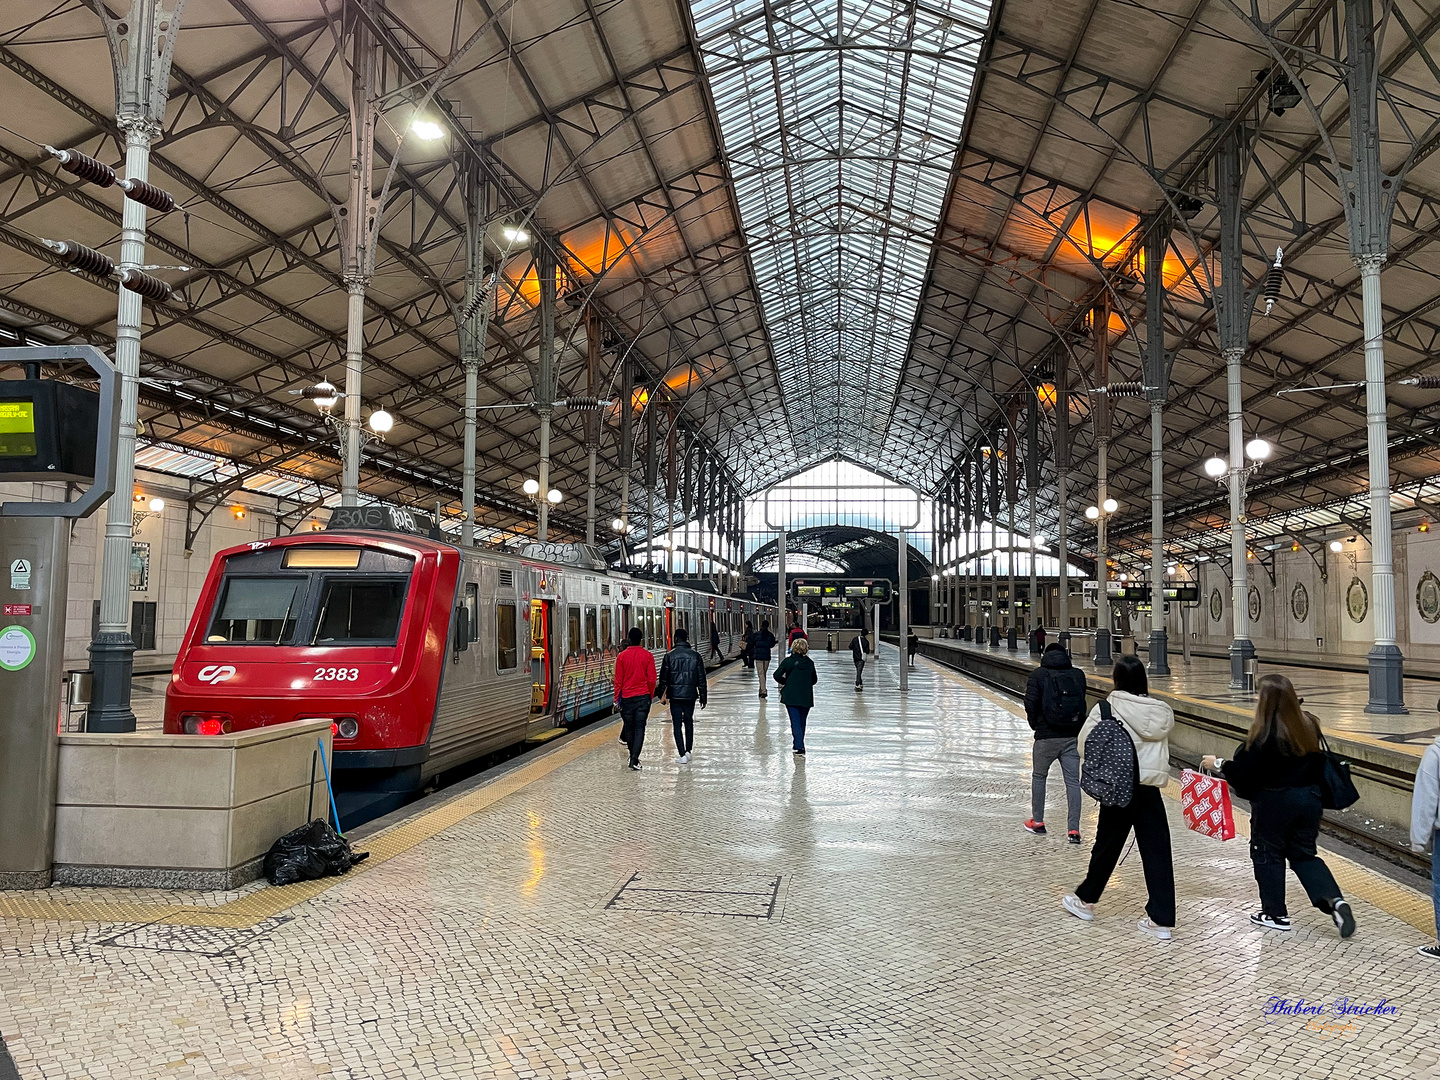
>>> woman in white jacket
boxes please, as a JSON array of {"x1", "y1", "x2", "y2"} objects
[{"x1": 1063, "y1": 655, "x2": 1177, "y2": 940}]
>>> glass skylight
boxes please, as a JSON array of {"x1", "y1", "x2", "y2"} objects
[{"x1": 690, "y1": 0, "x2": 991, "y2": 462}]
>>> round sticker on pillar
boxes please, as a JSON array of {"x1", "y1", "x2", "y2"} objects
[{"x1": 0, "y1": 625, "x2": 35, "y2": 670}]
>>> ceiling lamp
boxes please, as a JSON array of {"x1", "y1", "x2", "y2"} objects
[
  {"x1": 1102, "y1": 497, "x2": 1118, "y2": 514},
  {"x1": 502, "y1": 224, "x2": 530, "y2": 245},
  {"x1": 1329, "y1": 539, "x2": 1344, "y2": 553},
  {"x1": 1245, "y1": 438, "x2": 1272, "y2": 461},
  {"x1": 147, "y1": 497, "x2": 164, "y2": 513},
  {"x1": 1203, "y1": 456, "x2": 1228, "y2": 478},
  {"x1": 410, "y1": 117, "x2": 444, "y2": 141},
  {"x1": 1267, "y1": 71, "x2": 1303, "y2": 115},
  {"x1": 547, "y1": 489, "x2": 563, "y2": 505},
  {"x1": 523, "y1": 478, "x2": 540, "y2": 496},
  {"x1": 368, "y1": 409, "x2": 394, "y2": 435}
]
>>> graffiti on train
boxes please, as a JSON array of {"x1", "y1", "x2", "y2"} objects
[{"x1": 555, "y1": 646, "x2": 620, "y2": 723}]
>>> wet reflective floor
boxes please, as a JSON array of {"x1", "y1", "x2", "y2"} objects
[{"x1": 3, "y1": 648, "x2": 1437, "y2": 1079}]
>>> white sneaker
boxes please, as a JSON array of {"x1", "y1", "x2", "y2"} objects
[
  {"x1": 1062, "y1": 894, "x2": 1094, "y2": 922},
  {"x1": 1138, "y1": 916, "x2": 1172, "y2": 941},
  {"x1": 677, "y1": 753, "x2": 687, "y2": 763},
  {"x1": 681, "y1": 753, "x2": 691, "y2": 764}
]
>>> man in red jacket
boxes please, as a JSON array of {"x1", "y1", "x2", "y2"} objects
[{"x1": 613, "y1": 625, "x2": 657, "y2": 770}]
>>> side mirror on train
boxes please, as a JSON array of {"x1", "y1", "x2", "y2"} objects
[{"x1": 454, "y1": 606, "x2": 471, "y2": 655}]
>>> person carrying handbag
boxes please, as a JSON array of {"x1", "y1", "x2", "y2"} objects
[
  {"x1": 1202, "y1": 673, "x2": 1355, "y2": 938},
  {"x1": 1063, "y1": 655, "x2": 1177, "y2": 940}
]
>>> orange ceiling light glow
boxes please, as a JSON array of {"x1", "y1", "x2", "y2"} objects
[
  {"x1": 1036, "y1": 382, "x2": 1057, "y2": 408},
  {"x1": 664, "y1": 367, "x2": 703, "y2": 394}
]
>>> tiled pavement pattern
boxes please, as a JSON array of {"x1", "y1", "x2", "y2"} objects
[{"x1": 3, "y1": 649, "x2": 1438, "y2": 1079}]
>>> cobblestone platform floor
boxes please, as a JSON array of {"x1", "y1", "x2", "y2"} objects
[{"x1": 2, "y1": 649, "x2": 1437, "y2": 1079}]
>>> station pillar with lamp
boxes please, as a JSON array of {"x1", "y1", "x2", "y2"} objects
[
  {"x1": 1202, "y1": 436, "x2": 1272, "y2": 690},
  {"x1": 0, "y1": 345, "x2": 120, "y2": 888}
]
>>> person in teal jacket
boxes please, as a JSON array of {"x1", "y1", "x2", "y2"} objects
[{"x1": 773, "y1": 637, "x2": 818, "y2": 755}]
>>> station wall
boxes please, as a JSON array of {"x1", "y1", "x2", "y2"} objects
[
  {"x1": 1176, "y1": 532, "x2": 1440, "y2": 664},
  {"x1": 0, "y1": 474, "x2": 307, "y2": 669}
]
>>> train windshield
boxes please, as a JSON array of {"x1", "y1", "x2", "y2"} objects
[
  {"x1": 312, "y1": 579, "x2": 409, "y2": 645},
  {"x1": 208, "y1": 577, "x2": 306, "y2": 643}
]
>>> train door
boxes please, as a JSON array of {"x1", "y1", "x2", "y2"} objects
[{"x1": 530, "y1": 598, "x2": 553, "y2": 713}]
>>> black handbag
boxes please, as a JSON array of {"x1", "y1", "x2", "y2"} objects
[{"x1": 1317, "y1": 730, "x2": 1360, "y2": 810}]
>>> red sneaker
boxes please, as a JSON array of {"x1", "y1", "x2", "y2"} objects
[{"x1": 1024, "y1": 819, "x2": 1047, "y2": 835}]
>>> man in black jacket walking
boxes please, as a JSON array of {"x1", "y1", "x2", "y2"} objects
[
  {"x1": 850, "y1": 631, "x2": 872, "y2": 690},
  {"x1": 1023, "y1": 643, "x2": 1088, "y2": 842},
  {"x1": 657, "y1": 627, "x2": 708, "y2": 763}
]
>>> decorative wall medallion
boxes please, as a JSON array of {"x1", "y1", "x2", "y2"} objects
[
  {"x1": 1346, "y1": 576, "x2": 1369, "y2": 623},
  {"x1": 1248, "y1": 585, "x2": 1262, "y2": 623},
  {"x1": 1209, "y1": 587, "x2": 1223, "y2": 622},
  {"x1": 1417, "y1": 570, "x2": 1440, "y2": 624},
  {"x1": 1290, "y1": 582, "x2": 1309, "y2": 623}
]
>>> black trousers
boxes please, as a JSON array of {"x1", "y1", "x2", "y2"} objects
[
  {"x1": 1075, "y1": 784, "x2": 1176, "y2": 927},
  {"x1": 619, "y1": 695, "x2": 649, "y2": 766},
  {"x1": 670, "y1": 698, "x2": 696, "y2": 756},
  {"x1": 1249, "y1": 785, "x2": 1341, "y2": 918},
  {"x1": 854, "y1": 657, "x2": 865, "y2": 686}
]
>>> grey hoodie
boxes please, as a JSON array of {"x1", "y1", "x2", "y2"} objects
[{"x1": 1411, "y1": 735, "x2": 1440, "y2": 851}]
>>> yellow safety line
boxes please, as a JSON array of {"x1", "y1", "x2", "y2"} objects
[
  {"x1": 0, "y1": 657, "x2": 748, "y2": 929},
  {"x1": 930, "y1": 658, "x2": 1437, "y2": 936}
]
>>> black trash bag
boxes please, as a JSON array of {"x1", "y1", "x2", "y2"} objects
[{"x1": 262, "y1": 819, "x2": 370, "y2": 886}]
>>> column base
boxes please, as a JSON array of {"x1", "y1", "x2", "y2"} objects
[
  {"x1": 1006, "y1": 627, "x2": 1018, "y2": 651},
  {"x1": 1364, "y1": 645, "x2": 1408, "y2": 714},
  {"x1": 1094, "y1": 632, "x2": 1113, "y2": 667},
  {"x1": 1148, "y1": 630, "x2": 1170, "y2": 675},
  {"x1": 87, "y1": 634, "x2": 138, "y2": 733},
  {"x1": 1058, "y1": 631, "x2": 1071, "y2": 655},
  {"x1": 1228, "y1": 638, "x2": 1256, "y2": 691},
  {"x1": 989, "y1": 625, "x2": 1000, "y2": 648}
]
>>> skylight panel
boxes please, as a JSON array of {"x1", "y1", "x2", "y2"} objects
[{"x1": 690, "y1": 0, "x2": 991, "y2": 460}]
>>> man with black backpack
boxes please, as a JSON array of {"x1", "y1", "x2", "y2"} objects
[{"x1": 1024, "y1": 642, "x2": 1088, "y2": 843}]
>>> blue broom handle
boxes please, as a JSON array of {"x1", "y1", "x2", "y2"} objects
[{"x1": 317, "y1": 736, "x2": 343, "y2": 837}]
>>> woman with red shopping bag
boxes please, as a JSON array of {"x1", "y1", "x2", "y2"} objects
[{"x1": 1202, "y1": 674, "x2": 1356, "y2": 938}]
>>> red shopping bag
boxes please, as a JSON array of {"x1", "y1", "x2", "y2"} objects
[{"x1": 1180, "y1": 768, "x2": 1236, "y2": 841}]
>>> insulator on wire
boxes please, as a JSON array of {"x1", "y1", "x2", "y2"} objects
[
  {"x1": 1400, "y1": 375, "x2": 1440, "y2": 390},
  {"x1": 118, "y1": 177, "x2": 175, "y2": 213},
  {"x1": 118, "y1": 267, "x2": 172, "y2": 302},
  {"x1": 42, "y1": 238, "x2": 115, "y2": 278},
  {"x1": 563, "y1": 396, "x2": 611, "y2": 411},
  {"x1": 1262, "y1": 247, "x2": 1284, "y2": 316},
  {"x1": 1086, "y1": 382, "x2": 1143, "y2": 396},
  {"x1": 44, "y1": 145, "x2": 116, "y2": 187}
]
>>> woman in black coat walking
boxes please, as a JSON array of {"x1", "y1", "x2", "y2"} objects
[{"x1": 1203, "y1": 674, "x2": 1355, "y2": 937}]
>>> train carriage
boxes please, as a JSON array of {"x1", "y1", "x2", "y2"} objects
[{"x1": 165, "y1": 507, "x2": 775, "y2": 821}]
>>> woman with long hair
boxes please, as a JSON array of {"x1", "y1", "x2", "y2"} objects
[{"x1": 1203, "y1": 674, "x2": 1355, "y2": 937}]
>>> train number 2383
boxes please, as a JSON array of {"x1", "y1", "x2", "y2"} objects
[{"x1": 313, "y1": 667, "x2": 361, "y2": 682}]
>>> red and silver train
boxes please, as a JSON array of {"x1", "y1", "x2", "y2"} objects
[{"x1": 165, "y1": 505, "x2": 774, "y2": 818}]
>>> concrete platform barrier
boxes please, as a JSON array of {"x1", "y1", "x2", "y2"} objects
[
  {"x1": 52, "y1": 719, "x2": 334, "y2": 890},
  {"x1": 916, "y1": 639, "x2": 1426, "y2": 857}
]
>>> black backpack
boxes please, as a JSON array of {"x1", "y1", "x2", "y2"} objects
[
  {"x1": 1046, "y1": 671, "x2": 1087, "y2": 729},
  {"x1": 1080, "y1": 700, "x2": 1137, "y2": 808}
]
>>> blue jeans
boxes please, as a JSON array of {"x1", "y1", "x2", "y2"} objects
[
  {"x1": 786, "y1": 705, "x2": 809, "y2": 752},
  {"x1": 1432, "y1": 828, "x2": 1440, "y2": 940}
]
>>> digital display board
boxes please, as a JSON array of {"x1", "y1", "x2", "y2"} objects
[
  {"x1": 0, "y1": 400, "x2": 37, "y2": 457},
  {"x1": 796, "y1": 584, "x2": 823, "y2": 596},
  {"x1": 845, "y1": 585, "x2": 870, "y2": 597},
  {"x1": 1164, "y1": 585, "x2": 1200, "y2": 602}
]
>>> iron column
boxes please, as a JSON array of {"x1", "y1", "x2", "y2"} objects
[
  {"x1": 1216, "y1": 129, "x2": 1254, "y2": 688},
  {"x1": 1144, "y1": 215, "x2": 1171, "y2": 674},
  {"x1": 88, "y1": 0, "x2": 187, "y2": 732}
]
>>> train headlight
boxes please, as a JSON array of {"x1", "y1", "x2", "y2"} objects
[{"x1": 336, "y1": 717, "x2": 360, "y2": 740}]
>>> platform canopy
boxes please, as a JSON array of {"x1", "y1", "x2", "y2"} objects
[{"x1": 0, "y1": 1, "x2": 1438, "y2": 558}]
